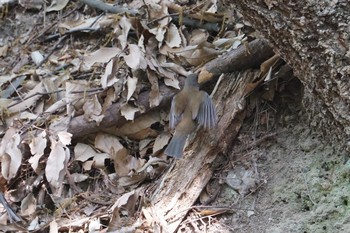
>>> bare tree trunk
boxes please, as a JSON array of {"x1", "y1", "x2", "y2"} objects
[{"x1": 231, "y1": 0, "x2": 350, "y2": 147}]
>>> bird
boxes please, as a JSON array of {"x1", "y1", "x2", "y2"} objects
[{"x1": 164, "y1": 73, "x2": 217, "y2": 158}]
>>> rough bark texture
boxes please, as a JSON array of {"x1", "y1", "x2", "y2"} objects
[
  {"x1": 145, "y1": 71, "x2": 257, "y2": 232},
  {"x1": 231, "y1": 0, "x2": 350, "y2": 146}
]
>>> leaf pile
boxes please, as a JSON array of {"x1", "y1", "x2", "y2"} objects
[{"x1": 0, "y1": 0, "x2": 248, "y2": 231}]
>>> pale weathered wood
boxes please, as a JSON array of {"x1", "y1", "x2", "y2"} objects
[{"x1": 144, "y1": 70, "x2": 261, "y2": 232}]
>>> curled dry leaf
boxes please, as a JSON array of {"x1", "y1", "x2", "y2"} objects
[
  {"x1": 30, "y1": 51, "x2": 44, "y2": 66},
  {"x1": 28, "y1": 131, "x2": 47, "y2": 171},
  {"x1": 59, "y1": 15, "x2": 108, "y2": 32},
  {"x1": 0, "y1": 127, "x2": 22, "y2": 180},
  {"x1": 74, "y1": 143, "x2": 97, "y2": 162},
  {"x1": 120, "y1": 103, "x2": 139, "y2": 121},
  {"x1": 69, "y1": 173, "x2": 89, "y2": 183},
  {"x1": 147, "y1": 1, "x2": 171, "y2": 43},
  {"x1": 45, "y1": 137, "x2": 70, "y2": 189},
  {"x1": 20, "y1": 111, "x2": 38, "y2": 120},
  {"x1": 20, "y1": 193, "x2": 37, "y2": 216},
  {"x1": 112, "y1": 147, "x2": 145, "y2": 177},
  {"x1": 126, "y1": 76, "x2": 138, "y2": 101},
  {"x1": 165, "y1": 23, "x2": 181, "y2": 48},
  {"x1": 57, "y1": 131, "x2": 72, "y2": 146},
  {"x1": 46, "y1": 0, "x2": 69, "y2": 12},
  {"x1": 94, "y1": 133, "x2": 124, "y2": 155},
  {"x1": 65, "y1": 80, "x2": 89, "y2": 116},
  {"x1": 123, "y1": 44, "x2": 147, "y2": 70},
  {"x1": 117, "y1": 16, "x2": 132, "y2": 50},
  {"x1": 83, "y1": 95, "x2": 104, "y2": 125},
  {"x1": 153, "y1": 133, "x2": 171, "y2": 154},
  {"x1": 8, "y1": 81, "x2": 45, "y2": 113},
  {"x1": 0, "y1": 45, "x2": 9, "y2": 57},
  {"x1": 83, "y1": 47, "x2": 121, "y2": 70},
  {"x1": 147, "y1": 70, "x2": 161, "y2": 107},
  {"x1": 115, "y1": 110, "x2": 162, "y2": 141},
  {"x1": 19, "y1": 0, "x2": 43, "y2": 10},
  {"x1": 101, "y1": 58, "x2": 120, "y2": 88},
  {"x1": 226, "y1": 166, "x2": 258, "y2": 196},
  {"x1": 110, "y1": 190, "x2": 138, "y2": 214},
  {"x1": 49, "y1": 220, "x2": 58, "y2": 233},
  {"x1": 189, "y1": 29, "x2": 209, "y2": 45}
]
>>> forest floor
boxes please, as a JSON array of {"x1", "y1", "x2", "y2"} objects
[
  {"x1": 185, "y1": 97, "x2": 350, "y2": 233},
  {"x1": 1, "y1": 1, "x2": 350, "y2": 232}
]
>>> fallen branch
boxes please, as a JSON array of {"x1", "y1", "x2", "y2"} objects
[
  {"x1": 80, "y1": 0, "x2": 138, "y2": 15},
  {"x1": 199, "y1": 39, "x2": 274, "y2": 82},
  {"x1": 143, "y1": 70, "x2": 260, "y2": 232}
]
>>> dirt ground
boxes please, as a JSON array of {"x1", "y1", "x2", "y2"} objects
[{"x1": 179, "y1": 90, "x2": 350, "y2": 233}]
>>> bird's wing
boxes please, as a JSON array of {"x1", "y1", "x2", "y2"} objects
[
  {"x1": 169, "y1": 96, "x2": 181, "y2": 128},
  {"x1": 196, "y1": 92, "x2": 217, "y2": 129}
]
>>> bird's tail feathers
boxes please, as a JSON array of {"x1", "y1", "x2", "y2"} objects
[{"x1": 164, "y1": 134, "x2": 187, "y2": 158}]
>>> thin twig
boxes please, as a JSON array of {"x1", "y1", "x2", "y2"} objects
[{"x1": 8, "y1": 88, "x2": 104, "y2": 108}]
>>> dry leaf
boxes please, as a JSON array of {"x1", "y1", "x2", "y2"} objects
[
  {"x1": 83, "y1": 95, "x2": 104, "y2": 125},
  {"x1": 45, "y1": 137, "x2": 70, "y2": 189},
  {"x1": 92, "y1": 153, "x2": 110, "y2": 169},
  {"x1": 117, "y1": 16, "x2": 132, "y2": 50},
  {"x1": 110, "y1": 190, "x2": 137, "y2": 214},
  {"x1": 127, "y1": 76, "x2": 138, "y2": 101},
  {"x1": 28, "y1": 131, "x2": 47, "y2": 171},
  {"x1": 8, "y1": 81, "x2": 45, "y2": 113},
  {"x1": 100, "y1": 58, "x2": 119, "y2": 88},
  {"x1": 20, "y1": 193, "x2": 37, "y2": 216},
  {"x1": 115, "y1": 110, "x2": 162, "y2": 138},
  {"x1": 83, "y1": 47, "x2": 121, "y2": 70},
  {"x1": 46, "y1": 0, "x2": 69, "y2": 12},
  {"x1": 165, "y1": 23, "x2": 181, "y2": 48},
  {"x1": 65, "y1": 80, "x2": 88, "y2": 116},
  {"x1": 147, "y1": 70, "x2": 161, "y2": 107},
  {"x1": 0, "y1": 127, "x2": 22, "y2": 180},
  {"x1": 123, "y1": 44, "x2": 147, "y2": 70},
  {"x1": 74, "y1": 143, "x2": 97, "y2": 162},
  {"x1": 95, "y1": 133, "x2": 125, "y2": 155},
  {"x1": 153, "y1": 133, "x2": 171, "y2": 153},
  {"x1": 57, "y1": 131, "x2": 72, "y2": 146},
  {"x1": 49, "y1": 220, "x2": 58, "y2": 233},
  {"x1": 120, "y1": 103, "x2": 139, "y2": 121},
  {"x1": 69, "y1": 173, "x2": 89, "y2": 183}
]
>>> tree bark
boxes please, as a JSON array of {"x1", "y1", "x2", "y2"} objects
[
  {"x1": 231, "y1": 0, "x2": 350, "y2": 147},
  {"x1": 144, "y1": 71, "x2": 256, "y2": 232}
]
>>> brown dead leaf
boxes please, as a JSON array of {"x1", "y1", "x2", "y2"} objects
[
  {"x1": 165, "y1": 23, "x2": 181, "y2": 48},
  {"x1": 95, "y1": 133, "x2": 124, "y2": 155},
  {"x1": 117, "y1": 16, "x2": 132, "y2": 50},
  {"x1": 198, "y1": 207, "x2": 233, "y2": 216},
  {"x1": 153, "y1": 133, "x2": 171, "y2": 154},
  {"x1": 46, "y1": 0, "x2": 69, "y2": 12},
  {"x1": 115, "y1": 109, "x2": 162, "y2": 137},
  {"x1": 120, "y1": 103, "x2": 139, "y2": 121},
  {"x1": 0, "y1": 127, "x2": 22, "y2": 180},
  {"x1": 45, "y1": 136, "x2": 70, "y2": 189},
  {"x1": 83, "y1": 47, "x2": 121, "y2": 70},
  {"x1": 123, "y1": 44, "x2": 147, "y2": 70},
  {"x1": 65, "y1": 80, "x2": 88, "y2": 116},
  {"x1": 20, "y1": 193, "x2": 37, "y2": 216},
  {"x1": 101, "y1": 57, "x2": 121, "y2": 89},
  {"x1": 8, "y1": 81, "x2": 45, "y2": 113},
  {"x1": 147, "y1": 70, "x2": 160, "y2": 107},
  {"x1": 127, "y1": 76, "x2": 138, "y2": 101},
  {"x1": 74, "y1": 143, "x2": 98, "y2": 162},
  {"x1": 83, "y1": 95, "x2": 104, "y2": 125},
  {"x1": 28, "y1": 131, "x2": 47, "y2": 171}
]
